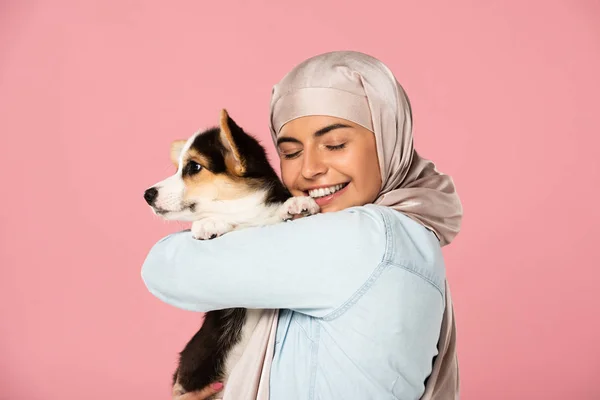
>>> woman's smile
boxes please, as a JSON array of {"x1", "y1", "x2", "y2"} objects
[{"x1": 304, "y1": 182, "x2": 350, "y2": 207}]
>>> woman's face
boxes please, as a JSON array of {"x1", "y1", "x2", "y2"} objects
[{"x1": 277, "y1": 115, "x2": 382, "y2": 213}]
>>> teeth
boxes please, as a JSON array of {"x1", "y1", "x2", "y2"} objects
[{"x1": 308, "y1": 183, "x2": 346, "y2": 198}]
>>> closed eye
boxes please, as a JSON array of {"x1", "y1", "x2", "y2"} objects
[
  {"x1": 326, "y1": 143, "x2": 346, "y2": 150},
  {"x1": 282, "y1": 143, "x2": 345, "y2": 159},
  {"x1": 282, "y1": 151, "x2": 301, "y2": 160}
]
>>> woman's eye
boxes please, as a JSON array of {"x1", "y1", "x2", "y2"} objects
[
  {"x1": 282, "y1": 151, "x2": 301, "y2": 160},
  {"x1": 326, "y1": 143, "x2": 346, "y2": 151}
]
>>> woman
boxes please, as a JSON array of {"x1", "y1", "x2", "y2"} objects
[{"x1": 142, "y1": 51, "x2": 463, "y2": 400}]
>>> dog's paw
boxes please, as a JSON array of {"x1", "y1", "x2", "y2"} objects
[
  {"x1": 278, "y1": 196, "x2": 320, "y2": 221},
  {"x1": 191, "y1": 219, "x2": 233, "y2": 240}
]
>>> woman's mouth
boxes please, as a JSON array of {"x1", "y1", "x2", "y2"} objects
[{"x1": 305, "y1": 182, "x2": 350, "y2": 207}]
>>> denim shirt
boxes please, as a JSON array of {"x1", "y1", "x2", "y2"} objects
[{"x1": 141, "y1": 204, "x2": 446, "y2": 400}]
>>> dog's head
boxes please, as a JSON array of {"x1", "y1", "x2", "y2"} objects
[{"x1": 144, "y1": 109, "x2": 280, "y2": 221}]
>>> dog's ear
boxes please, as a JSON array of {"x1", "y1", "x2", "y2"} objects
[
  {"x1": 170, "y1": 139, "x2": 187, "y2": 168},
  {"x1": 219, "y1": 109, "x2": 246, "y2": 176}
]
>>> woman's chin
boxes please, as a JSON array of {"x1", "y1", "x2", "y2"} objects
[{"x1": 317, "y1": 201, "x2": 347, "y2": 213}]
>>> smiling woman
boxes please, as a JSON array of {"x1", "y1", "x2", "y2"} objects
[
  {"x1": 141, "y1": 50, "x2": 463, "y2": 400},
  {"x1": 276, "y1": 116, "x2": 382, "y2": 212}
]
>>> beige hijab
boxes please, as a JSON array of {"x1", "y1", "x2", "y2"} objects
[{"x1": 222, "y1": 51, "x2": 462, "y2": 400}]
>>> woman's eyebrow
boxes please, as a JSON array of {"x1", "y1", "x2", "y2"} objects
[
  {"x1": 314, "y1": 123, "x2": 351, "y2": 137},
  {"x1": 277, "y1": 123, "x2": 351, "y2": 146},
  {"x1": 276, "y1": 136, "x2": 301, "y2": 146}
]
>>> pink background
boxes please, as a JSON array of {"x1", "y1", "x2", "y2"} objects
[{"x1": 1, "y1": 1, "x2": 599, "y2": 399}]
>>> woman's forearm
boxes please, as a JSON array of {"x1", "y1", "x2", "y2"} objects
[{"x1": 141, "y1": 205, "x2": 388, "y2": 317}]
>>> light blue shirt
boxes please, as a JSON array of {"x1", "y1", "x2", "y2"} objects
[{"x1": 141, "y1": 204, "x2": 446, "y2": 400}]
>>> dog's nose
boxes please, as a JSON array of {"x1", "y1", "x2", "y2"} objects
[{"x1": 144, "y1": 187, "x2": 158, "y2": 205}]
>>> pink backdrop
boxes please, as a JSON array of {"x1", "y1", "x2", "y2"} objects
[{"x1": 1, "y1": 1, "x2": 599, "y2": 399}]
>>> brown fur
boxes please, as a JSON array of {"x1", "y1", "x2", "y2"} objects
[
  {"x1": 184, "y1": 149, "x2": 211, "y2": 169},
  {"x1": 219, "y1": 109, "x2": 246, "y2": 176},
  {"x1": 170, "y1": 139, "x2": 187, "y2": 167},
  {"x1": 184, "y1": 173, "x2": 254, "y2": 202}
]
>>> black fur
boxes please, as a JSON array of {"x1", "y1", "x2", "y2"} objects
[
  {"x1": 173, "y1": 115, "x2": 291, "y2": 396},
  {"x1": 173, "y1": 308, "x2": 247, "y2": 395}
]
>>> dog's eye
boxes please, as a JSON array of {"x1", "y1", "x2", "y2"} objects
[{"x1": 184, "y1": 161, "x2": 203, "y2": 176}]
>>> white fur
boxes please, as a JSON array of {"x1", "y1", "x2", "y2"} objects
[
  {"x1": 149, "y1": 130, "x2": 203, "y2": 221},
  {"x1": 277, "y1": 196, "x2": 321, "y2": 221}
]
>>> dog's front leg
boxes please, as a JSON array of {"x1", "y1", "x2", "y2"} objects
[{"x1": 191, "y1": 218, "x2": 234, "y2": 240}]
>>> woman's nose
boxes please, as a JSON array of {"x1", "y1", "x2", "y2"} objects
[{"x1": 301, "y1": 149, "x2": 327, "y2": 179}]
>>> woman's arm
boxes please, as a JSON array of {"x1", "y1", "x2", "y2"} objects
[{"x1": 141, "y1": 205, "x2": 388, "y2": 318}]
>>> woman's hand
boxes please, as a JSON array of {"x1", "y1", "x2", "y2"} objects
[{"x1": 172, "y1": 382, "x2": 224, "y2": 400}]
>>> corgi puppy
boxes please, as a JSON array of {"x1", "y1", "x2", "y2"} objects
[{"x1": 144, "y1": 109, "x2": 319, "y2": 399}]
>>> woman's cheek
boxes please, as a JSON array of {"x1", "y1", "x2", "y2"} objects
[{"x1": 280, "y1": 167, "x2": 299, "y2": 194}]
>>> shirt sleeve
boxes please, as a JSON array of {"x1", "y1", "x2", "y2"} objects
[{"x1": 140, "y1": 205, "x2": 389, "y2": 317}]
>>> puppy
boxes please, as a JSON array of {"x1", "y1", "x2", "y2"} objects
[{"x1": 144, "y1": 109, "x2": 319, "y2": 399}]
